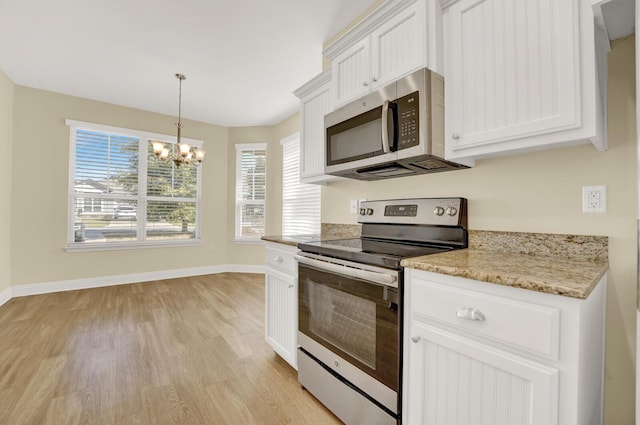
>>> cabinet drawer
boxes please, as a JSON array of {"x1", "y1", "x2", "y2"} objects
[
  {"x1": 411, "y1": 279, "x2": 560, "y2": 360},
  {"x1": 265, "y1": 245, "x2": 298, "y2": 274}
]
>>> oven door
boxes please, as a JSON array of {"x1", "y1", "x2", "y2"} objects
[{"x1": 296, "y1": 254, "x2": 400, "y2": 392}]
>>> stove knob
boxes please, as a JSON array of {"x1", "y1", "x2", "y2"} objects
[
  {"x1": 433, "y1": 206, "x2": 445, "y2": 216},
  {"x1": 366, "y1": 208, "x2": 374, "y2": 216},
  {"x1": 359, "y1": 208, "x2": 366, "y2": 215},
  {"x1": 446, "y1": 206, "x2": 458, "y2": 216}
]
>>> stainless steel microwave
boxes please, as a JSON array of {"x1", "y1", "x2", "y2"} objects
[{"x1": 324, "y1": 68, "x2": 469, "y2": 180}]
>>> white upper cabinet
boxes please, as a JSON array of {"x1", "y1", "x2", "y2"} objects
[
  {"x1": 442, "y1": 0, "x2": 608, "y2": 160},
  {"x1": 327, "y1": 0, "x2": 436, "y2": 108},
  {"x1": 371, "y1": 0, "x2": 427, "y2": 89},
  {"x1": 332, "y1": 39, "x2": 372, "y2": 107},
  {"x1": 294, "y1": 69, "x2": 339, "y2": 184}
]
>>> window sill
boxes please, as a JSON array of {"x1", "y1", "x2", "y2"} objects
[
  {"x1": 233, "y1": 238, "x2": 265, "y2": 245},
  {"x1": 66, "y1": 239, "x2": 202, "y2": 253}
]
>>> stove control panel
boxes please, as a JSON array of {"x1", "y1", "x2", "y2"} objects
[{"x1": 358, "y1": 198, "x2": 467, "y2": 227}]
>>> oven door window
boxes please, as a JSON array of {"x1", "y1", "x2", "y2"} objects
[{"x1": 298, "y1": 263, "x2": 399, "y2": 391}]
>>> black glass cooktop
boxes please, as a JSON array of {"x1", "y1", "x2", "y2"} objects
[{"x1": 298, "y1": 237, "x2": 453, "y2": 270}]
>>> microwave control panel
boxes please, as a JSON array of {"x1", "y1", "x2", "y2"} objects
[{"x1": 396, "y1": 91, "x2": 419, "y2": 150}]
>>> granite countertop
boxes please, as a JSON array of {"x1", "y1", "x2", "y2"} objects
[
  {"x1": 401, "y1": 230, "x2": 609, "y2": 300},
  {"x1": 261, "y1": 234, "x2": 321, "y2": 247},
  {"x1": 264, "y1": 227, "x2": 608, "y2": 299},
  {"x1": 262, "y1": 224, "x2": 362, "y2": 247}
]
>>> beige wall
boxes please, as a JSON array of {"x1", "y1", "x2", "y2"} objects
[
  {"x1": 226, "y1": 112, "x2": 300, "y2": 265},
  {"x1": 0, "y1": 70, "x2": 13, "y2": 293},
  {"x1": 11, "y1": 86, "x2": 229, "y2": 285},
  {"x1": 321, "y1": 36, "x2": 637, "y2": 423}
]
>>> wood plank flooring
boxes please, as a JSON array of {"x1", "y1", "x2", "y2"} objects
[{"x1": 0, "y1": 273, "x2": 342, "y2": 425}]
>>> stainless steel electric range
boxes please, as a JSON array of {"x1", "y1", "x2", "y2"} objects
[{"x1": 296, "y1": 197, "x2": 468, "y2": 425}]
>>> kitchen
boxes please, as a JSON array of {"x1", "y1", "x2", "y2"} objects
[{"x1": 0, "y1": 0, "x2": 637, "y2": 424}]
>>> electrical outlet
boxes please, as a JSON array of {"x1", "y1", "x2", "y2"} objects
[
  {"x1": 350, "y1": 199, "x2": 358, "y2": 215},
  {"x1": 582, "y1": 185, "x2": 606, "y2": 213}
]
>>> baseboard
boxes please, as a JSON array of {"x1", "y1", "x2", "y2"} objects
[
  {"x1": 9, "y1": 264, "x2": 265, "y2": 299},
  {"x1": 0, "y1": 286, "x2": 11, "y2": 307},
  {"x1": 225, "y1": 264, "x2": 265, "y2": 274}
]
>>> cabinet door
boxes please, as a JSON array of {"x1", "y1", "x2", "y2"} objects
[
  {"x1": 265, "y1": 269, "x2": 298, "y2": 369},
  {"x1": 332, "y1": 38, "x2": 371, "y2": 107},
  {"x1": 371, "y1": 0, "x2": 426, "y2": 90},
  {"x1": 405, "y1": 321, "x2": 559, "y2": 425},
  {"x1": 300, "y1": 82, "x2": 332, "y2": 182},
  {"x1": 445, "y1": 0, "x2": 579, "y2": 158}
]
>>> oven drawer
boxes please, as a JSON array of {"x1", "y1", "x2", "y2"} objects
[
  {"x1": 265, "y1": 244, "x2": 298, "y2": 274},
  {"x1": 411, "y1": 278, "x2": 560, "y2": 360}
]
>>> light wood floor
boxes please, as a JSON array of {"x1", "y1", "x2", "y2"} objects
[{"x1": 0, "y1": 273, "x2": 342, "y2": 425}]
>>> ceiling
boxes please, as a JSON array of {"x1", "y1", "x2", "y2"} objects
[{"x1": 0, "y1": 0, "x2": 376, "y2": 127}]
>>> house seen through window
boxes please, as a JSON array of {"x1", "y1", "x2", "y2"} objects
[{"x1": 67, "y1": 120, "x2": 202, "y2": 249}]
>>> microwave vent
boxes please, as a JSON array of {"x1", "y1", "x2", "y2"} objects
[{"x1": 412, "y1": 158, "x2": 449, "y2": 170}]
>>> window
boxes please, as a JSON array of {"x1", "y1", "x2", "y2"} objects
[
  {"x1": 281, "y1": 134, "x2": 320, "y2": 235},
  {"x1": 235, "y1": 143, "x2": 266, "y2": 241},
  {"x1": 67, "y1": 120, "x2": 202, "y2": 250}
]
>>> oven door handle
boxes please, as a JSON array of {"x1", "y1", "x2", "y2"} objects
[{"x1": 295, "y1": 255, "x2": 398, "y2": 288}]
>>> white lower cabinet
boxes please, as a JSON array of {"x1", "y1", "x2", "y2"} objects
[
  {"x1": 403, "y1": 269, "x2": 606, "y2": 425},
  {"x1": 264, "y1": 243, "x2": 299, "y2": 369}
]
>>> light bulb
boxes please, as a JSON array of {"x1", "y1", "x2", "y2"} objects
[
  {"x1": 178, "y1": 143, "x2": 191, "y2": 157},
  {"x1": 151, "y1": 141, "x2": 165, "y2": 156}
]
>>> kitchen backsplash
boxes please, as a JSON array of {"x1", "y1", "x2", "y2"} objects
[
  {"x1": 469, "y1": 230, "x2": 608, "y2": 262},
  {"x1": 321, "y1": 223, "x2": 361, "y2": 239}
]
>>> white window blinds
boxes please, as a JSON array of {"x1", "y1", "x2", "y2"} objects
[
  {"x1": 282, "y1": 135, "x2": 320, "y2": 236},
  {"x1": 235, "y1": 143, "x2": 267, "y2": 240}
]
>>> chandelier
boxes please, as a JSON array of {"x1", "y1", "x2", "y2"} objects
[{"x1": 151, "y1": 73, "x2": 205, "y2": 166}]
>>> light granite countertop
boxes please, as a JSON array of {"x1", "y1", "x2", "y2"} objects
[
  {"x1": 264, "y1": 227, "x2": 608, "y2": 299},
  {"x1": 401, "y1": 250, "x2": 607, "y2": 299},
  {"x1": 261, "y1": 234, "x2": 321, "y2": 247},
  {"x1": 262, "y1": 224, "x2": 362, "y2": 248}
]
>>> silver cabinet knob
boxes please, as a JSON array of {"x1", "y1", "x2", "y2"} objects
[
  {"x1": 274, "y1": 256, "x2": 283, "y2": 263},
  {"x1": 334, "y1": 360, "x2": 340, "y2": 367},
  {"x1": 288, "y1": 284, "x2": 294, "y2": 289},
  {"x1": 456, "y1": 307, "x2": 486, "y2": 322},
  {"x1": 411, "y1": 336, "x2": 421, "y2": 343},
  {"x1": 372, "y1": 77, "x2": 378, "y2": 82},
  {"x1": 452, "y1": 132, "x2": 460, "y2": 139},
  {"x1": 433, "y1": 206, "x2": 445, "y2": 216},
  {"x1": 446, "y1": 207, "x2": 458, "y2": 216},
  {"x1": 362, "y1": 81, "x2": 369, "y2": 87}
]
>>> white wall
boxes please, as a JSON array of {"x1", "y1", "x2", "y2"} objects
[
  {"x1": 11, "y1": 86, "x2": 229, "y2": 285},
  {"x1": 0, "y1": 69, "x2": 13, "y2": 294},
  {"x1": 321, "y1": 36, "x2": 637, "y2": 424}
]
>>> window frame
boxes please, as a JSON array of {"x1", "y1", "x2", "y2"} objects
[
  {"x1": 234, "y1": 142, "x2": 267, "y2": 243},
  {"x1": 66, "y1": 119, "x2": 203, "y2": 252}
]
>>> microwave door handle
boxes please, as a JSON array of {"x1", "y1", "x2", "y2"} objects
[{"x1": 381, "y1": 100, "x2": 391, "y2": 153}]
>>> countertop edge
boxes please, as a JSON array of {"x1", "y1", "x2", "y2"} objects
[{"x1": 402, "y1": 250, "x2": 609, "y2": 300}]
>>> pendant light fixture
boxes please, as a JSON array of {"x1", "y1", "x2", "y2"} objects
[{"x1": 151, "y1": 73, "x2": 205, "y2": 166}]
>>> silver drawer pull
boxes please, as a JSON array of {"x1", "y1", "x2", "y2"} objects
[
  {"x1": 411, "y1": 336, "x2": 420, "y2": 343},
  {"x1": 274, "y1": 255, "x2": 283, "y2": 263},
  {"x1": 456, "y1": 307, "x2": 486, "y2": 322}
]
